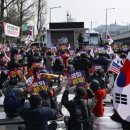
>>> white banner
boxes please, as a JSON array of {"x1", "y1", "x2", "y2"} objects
[{"x1": 3, "y1": 22, "x2": 20, "y2": 37}]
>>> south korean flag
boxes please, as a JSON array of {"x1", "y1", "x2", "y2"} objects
[{"x1": 113, "y1": 52, "x2": 130, "y2": 122}]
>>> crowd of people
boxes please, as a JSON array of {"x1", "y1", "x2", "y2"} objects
[{"x1": 0, "y1": 41, "x2": 129, "y2": 130}]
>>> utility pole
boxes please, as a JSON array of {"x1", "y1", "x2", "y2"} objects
[
  {"x1": 105, "y1": 8, "x2": 115, "y2": 34},
  {"x1": 50, "y1": 6, "x2": 61, "y2": 23},
  {"x1": 90, "y1": 21, "x2": 97, "y2": 30}
]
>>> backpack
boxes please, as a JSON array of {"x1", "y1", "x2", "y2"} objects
[
  {"x1": 44, "y1": 56, "x2": 53, "y2": 67},
  {"x1": 4, "y1": 91, "x2": 20, "y2": 116},
  {"x1": 74, "y1": 99, "x2": 93, "y2": 130}
]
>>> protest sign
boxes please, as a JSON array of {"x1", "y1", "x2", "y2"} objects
[
  {"x1": 27, "y1": 77, "x2": 48, "y2": 94},
  {"x1": 93, "y1": 65, "x2": 104, "y2": 71},
  {"x1": 69, "y1": 70, "x2": 86, "y2": 86},
  {"x1": 32, "y1": 80, "x2": 48, "y2": 93}
]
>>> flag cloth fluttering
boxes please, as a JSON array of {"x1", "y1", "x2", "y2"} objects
[
  {"x1": 106, "y1": 31, "x2": 114, "y2": 45},
  {"x1": 108, "y1": 61, "x2": 121, "y2": 74},
  {"x1": 112, "y1": 52, "x2": 130, "y2": 122},
  {"x1": 25, "y1": 29, "x2": 33, "y2": 45},
  {"x1": 108, "y1": 54, "x2": 123, "y2": 74}
]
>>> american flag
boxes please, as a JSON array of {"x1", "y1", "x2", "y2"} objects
[{"x1": 108, "y1": 61, "x2": 121, "y2": 74}]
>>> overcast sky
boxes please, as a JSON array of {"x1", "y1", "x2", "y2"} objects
[{"x1": 46, "y1": 0, "x2": 130, "y2": 29}]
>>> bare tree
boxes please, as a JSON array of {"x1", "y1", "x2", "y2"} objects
[
  {"x1": 4, "y1": 0, "x2": 18, "y2": 25},
  {"x1": 0, "y1": 0, "x2": 16, "y2": 42},
  {"x1": 0, "y1": 0, "x2": 16, "y2": 21},
  {"x1": 12, "y1": 0, "x2": 34, "y2": 36},
  {"x1": 1, "y1": 0, "x2": 35, "y2": 37},
  {"x1": 35, "y1": 0, "x2": 47, "y2": 35},
  {"x1": 16, "y1": 0, "x2": 34, "y2": 27}
]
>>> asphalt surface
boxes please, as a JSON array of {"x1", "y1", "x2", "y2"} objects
[{"x1": 0, "y1": 74, "x2": 123, "y2": 130}]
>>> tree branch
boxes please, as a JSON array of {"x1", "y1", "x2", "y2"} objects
[
  {"x1": 22, "y1": 3, "x2": 34, "y2": 13},
  {"x1": 4, "y1": 0, "x2": 16, "y2": 10}
]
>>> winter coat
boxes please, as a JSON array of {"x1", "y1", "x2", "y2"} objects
[
  {"x1": 61, "y1": 90, "x2": 96, "y2": 130},
  {"x1": 91, "y1": 56, "x2": 111, "y2": 72},
  {"x1": 92, "y1": 89, "x2": 106, "y2": 117},
  {"x1": 75, "y1": 58, "x2": 92, "y2": 78},
  {"x1": 52, "y1": 62, "x2": 64, "y2": 75},
  {"x1": 19, "y1": 106, "x2": 57, "y2": 130},
  {"x1": 44, "y1": 56, "x2": 53, "y2": 68}
]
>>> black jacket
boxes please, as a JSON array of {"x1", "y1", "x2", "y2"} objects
[
  {"x1": 88, "y1": 75, "x2": 109, "y2": 89},
  {"x1": 74, "y1": 58, "x2": 92, "y2": 77},
  {"x1": 61, "y1": 90, "x2": 96, "y2": 130},
  {"x1": 52, "y1": 63, "x2": 64, "y2": 75},
  {"x1": 91, "y1": 56, "x2": 111, "y2": 72}
]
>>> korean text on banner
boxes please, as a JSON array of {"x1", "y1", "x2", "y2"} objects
[
  {"x1": 3, "y1": 22, "x2": 20, "y2": 37},
  {"x1": 26, "y1": 77, "x2": 49, "y2": 94},
  {"x1": 69, "y1": 70, "x2": 86, "y2": 86}
]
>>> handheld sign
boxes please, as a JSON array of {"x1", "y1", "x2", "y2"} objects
[
  {"x1": 32, "y1": 79, "x2": 48, "y2": 93},
  {"x1": 93, "y1": 65, "x2": 103, "y2": 71},
  {"x1": 26, "y1": 77, "x2": 48, "y2": 94},
  {"x1": 69, "y1": 70, "x2": 86, "y2": 87}
]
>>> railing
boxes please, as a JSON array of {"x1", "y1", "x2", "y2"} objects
[{"x1": 111, "y1": 31, "x2": 130, "y2": 40}]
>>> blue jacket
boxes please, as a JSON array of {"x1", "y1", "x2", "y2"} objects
[{"x1": 20, "y1": 106, "x2": 57, "y2": 130}]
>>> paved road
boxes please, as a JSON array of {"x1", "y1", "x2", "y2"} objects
[
  {"x1": 0, "y1": 105, "x2": 123, "y2": 130},
  {"x1": 0, "y1": 75, "x2": 123, "y2": 130}
]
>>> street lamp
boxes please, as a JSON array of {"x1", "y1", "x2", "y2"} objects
[
  {"x1": 50, "y1": 6, "x2": 61, "y2": 23},
  {"x1": 105, "y1": 8, "x2": 115, "y2": 34},
  {"x1": 91, "y1": 21, "x2": 97, "y2": 30}
]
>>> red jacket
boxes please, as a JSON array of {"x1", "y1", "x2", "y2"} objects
[
  {"x1": 61, "y1": 53, "x2": 69, "y2": 68},
  {"x1": 92, "y1": 89, "x2": 106, "y2": 117}
]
